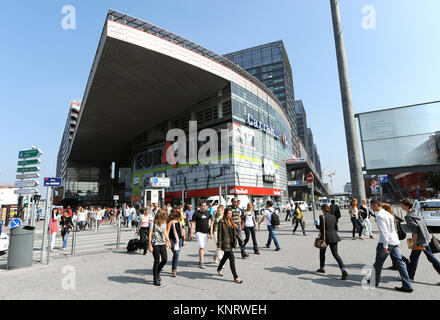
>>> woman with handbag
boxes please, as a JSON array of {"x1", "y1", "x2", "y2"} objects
[
  {"x1": 60, "y1": 209, "x2": 74, "y2": 251},
  {"x1": 401, "y1": 198, "x2": 440, "y2": 281},
  {"x1": 349, "y1": 199, "x2": 365, "y2": 240},
  {"x1": 216, "y1": 208, "x2": 243, "y2": 284},
  {"x1": 315, "y1": 204, "x2": 348, "y2": 280},
  {"x1": 292, "y1": 203, "x2": 306, "y2": 236}
]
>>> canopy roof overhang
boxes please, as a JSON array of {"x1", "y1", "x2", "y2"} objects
[{"x1": 68, "y1": 28, "x2": 228, "y2": 162}]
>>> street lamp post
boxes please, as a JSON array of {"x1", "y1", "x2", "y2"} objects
[{"x1": 330, "y1": 0, "x2": 366, "y2": 203}]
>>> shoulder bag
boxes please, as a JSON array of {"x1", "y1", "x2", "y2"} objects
[
  {"x1": 430, "y1": 234, "x2": 440, "y2": 253},
  {"x1": 314, "y1": 215, "x2": 328, "y2": 249}
]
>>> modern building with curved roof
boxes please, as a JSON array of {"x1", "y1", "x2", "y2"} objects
[{"x1": 57, "y1": 9, "x2": 324, "y2": 206}]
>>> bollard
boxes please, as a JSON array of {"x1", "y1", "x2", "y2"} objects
[{"x1": 71, "y1": 229, "x2": 77, "y2": 255}]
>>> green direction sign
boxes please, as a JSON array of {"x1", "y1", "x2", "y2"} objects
[
  {"x1": 18, "y1": 149, "x2": 42, "y2": 159},
  {"x1": 17, "y1": 167, "x2": 40, "y2": 173},
  {"x1": 18, "y1": 159, "x2": 41, "y2": 166}
]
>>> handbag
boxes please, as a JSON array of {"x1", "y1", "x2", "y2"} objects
[
  {"x1": 396, "y1": 221, "x2": 406, "y2": 240},
  {"x1": 314, "y1": 215, "x2": 327, "y2": 249},
  {"x1": 430, "y1": 234, "x2": 440, "y2": 254}
]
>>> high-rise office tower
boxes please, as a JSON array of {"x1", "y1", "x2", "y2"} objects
[{"x1": 224, "y1": 41, "x2": 299, "y2": 157}]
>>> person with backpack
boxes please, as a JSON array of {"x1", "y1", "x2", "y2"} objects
[
  {"x1": 149, "y1": 209, "x2": 170, "y2": 286},
  {"x1": 259, "y1": 201, "x2": 281, "y2": 251},
  {"x1": 292, "y1": 203, "x2": 306, "y2": 236},
  {"x1": 315, "y1": 204, "x2": 348, "y2": 280},
  {"x1": 241, "y1": 203, "x2": 260, "y2": 255},
  {"x1": 401, "y1": 198, "x2": 440, "y2": 281}
]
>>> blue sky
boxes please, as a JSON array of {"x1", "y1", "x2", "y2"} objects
[{"x1": 0, "y1": 0, "x2": 439, "y2": 193}]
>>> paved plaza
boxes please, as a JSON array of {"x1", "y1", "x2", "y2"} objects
[{"x1": 1, "y1": 209, "x2": 439, "y2": 300}]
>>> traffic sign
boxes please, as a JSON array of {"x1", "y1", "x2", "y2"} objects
[
  {"x1": 16, "y1": 173, "x2": 40, "y2": 179},
  {"x1": 18, "y1": 159, "x2": 41, "y2": 166},
  {"x1": 150, "y1": 177, "x2": 170, "y2": 188},
  {"x1": 18, "y1": 149, "x2": 42, "y2": 159},
  {"x1": 10, "y1": 218, "x2": 22, "y2": 229},
  {"x1": 44, "y1": 177, "x2": 62, "y2": 187},
  {"x1": 15, "y1": 180, "x2": 39, "y2": 188},
  {"x1": 14, "y1": 189, "x2": 38, "y2": 195},
  {"x1": 379, "y1": 176, "x2": 388, "y2": 183},
  {"x1": 307, "y1": 173, "x2": 314, "y2": 183},
  {"x1": 17, "y1": 167, "x2": 40, "y2": 173}
]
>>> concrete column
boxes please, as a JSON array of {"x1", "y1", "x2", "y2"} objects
[{"x1": 330, "y1": 0, "x2": 366, "y2": 202}]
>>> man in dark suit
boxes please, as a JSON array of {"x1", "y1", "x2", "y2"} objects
[{"x1": 330, "y1": 200, "x2": 341, "y2": 221}]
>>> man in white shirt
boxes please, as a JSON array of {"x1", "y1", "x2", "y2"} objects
[
  {"x1": 123, "y1": 205, "x2": 131, "y2": 228},
  {"x1": 370, "y1": 199, "x2": 413, "y2": 293},
  {"x1": 259, "y1": 201, "x2": 281, "y2": 251}
]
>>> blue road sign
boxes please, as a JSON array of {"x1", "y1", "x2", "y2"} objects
[
  {"x1": 10, "y1": 218, "x2": 22, "y2": 228},
  {"x1": 379, "y1": 176, "x2": 388, "y2": 183},
  {"x1": 44, "y1": 177, "x2": 62, "y2": 187}
]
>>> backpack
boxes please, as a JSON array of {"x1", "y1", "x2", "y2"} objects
[{"x1": 269, "y1": 208, "x2": 280, "y2": 226}]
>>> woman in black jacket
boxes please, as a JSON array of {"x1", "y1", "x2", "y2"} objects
[
  {"x1": 315, "y1": 204, "x2": 348, "y2": 280},
  {"x1": 60, "y1": 210, "x2": 74, "y2": 251}
]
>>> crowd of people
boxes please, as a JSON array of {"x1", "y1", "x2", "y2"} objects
[{"x1": 45, "y1": 196, "x2": 440, "y2": 292}]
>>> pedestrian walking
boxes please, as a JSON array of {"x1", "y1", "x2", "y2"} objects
[
  {"x1": 242, "y1": 203, "x2": 260, "y2": 254},
  {"x1": 230, "y1": 198, "x2": 249, "y2": 258},
  {"x1": 123, "y1": 205, "x2": 130, "y2": 228},
  {"x1": 190, "y1": 200, "x2": 212, "y2": 269},
  {"x1": 138, "y1": 206, "x2": 152, "y2": 255},
  {"x1": 77, "y1": 207, "x2": 87, "y2": 231},
  {"x1": 49, "y1": 208, "x2": 60, "y2": 252},
  {"x1": 167, "y1": 209, "x2": 186, "y2": 277},
  {"x1": 360, "y1": 200, "x2": 374, "y2": 239},
  {"x1": 401, "y1": 198, "x2": 440, "y2": 281},
  {"x1": 292, "y1": 203, "x2": 306, "y2": 236},
  {"x1": 149, "y1": 209, "x2": 170, "y2": 286},
  {"x1": 60, "y1": 209, "x2": 74, "y2": 251},
  {"x1": 315, "y1": 204, "x2": 348, "y2": 280},
  {"x1": 330, "y1": 199, "x2": 341, "y2": 222},
  {"x1": 210, "y1": 205, "x2": 224, "y2": 264},
  {"x1": 216, "y1": 207, "x2": 243, "y2": 284},
  {"x1": 370, "y1": 199, "x2": 413, "y2": 293},
  {"x1": 349, "y1": 199, "x2": 364, "y2": 240},
  {"x1": 285, "y1": 202, "x2": 292, "y2": 221},
  {"x1": 185, "y1": 204, "x2": 195, "y2": 239},
  {"x1": 259, "y1": 201, "x2": 281, "y2": 251}
]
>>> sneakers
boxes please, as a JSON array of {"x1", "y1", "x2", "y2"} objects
[
  {"x1": 395, "y1": 287, "x2": 413, "y2": 293},
  {"x1": 316, "y1": 268, "x2": 326, "y2": 273},
  {"x1": 341, "y1": 271, "x2": 348, "y2": 280},
  {"x1": 199, "y1": 262, "x2": 205, "y2": 269},
  {"x1": 255, "y1": 251, "x2": 261, "y2": 255},
  {"x1": 274, "y1": 248, "x2": 281, "y2": 252},
  {"x1": 242, "y1": 253, "x2": 250, "y2": 259}
]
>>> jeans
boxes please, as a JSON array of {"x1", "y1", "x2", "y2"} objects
[
  {"x1": 285, "y1": 210, "x2": 292, "y2": 221},
  {"x1": 373, "y1": 243, "x2": 413, "y2": 289},
  {"x1": 351, "y1": 217, "x2": 364, "y2": 237},
  {"x1": 62, "y1": 232, "x2": 70, "y2": 249},
  {"x1": 266, "y1": 225, "x2": 281, "y2": 249},
  {"x1": 235, "y1": 223, "x2": 247, "y2": 257},
  {"x1": 0, "y1": 221, "x2": 3, "y2": 234},
  {"x1": 320, "y1": 243, "x2": 346, "y2": 272},
  {"x1": 407, "y1": 245, "x2": 440, "y2": 280},
  {"x1": 152, "y1": 245, "x2": 167, "y2": 281},
  {"x1": 244, "y1": 226, "x2": 259, "y2": 253},
  {"x1": 293, "y1": 218, "x2": 306, "y2": 234},
  {"x1": 218, "y1": 251, "x2": 238, "y2": 279},
  {"x1": 170, "y1": 238, "x2": 183, "y2": 271}
]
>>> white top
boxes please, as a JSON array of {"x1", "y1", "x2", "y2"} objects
[
  {"x1": 244, "y1": 211, "x2": 255, "y2": 227},
  {"x1": 349, "y1": 206, "x2": 359, "y2": 219},
  {"x1": 77, "y1": 211, "x2": 86, "y2": 222},
  {"x1": 263, "y1": 208, "x2": 274, "y2": 226},
  {"x1": 376, "y1": 209, "x2": 400, "y2": 249},
  {"x1": 124, "y1": 208, "x2": 130, "y2": 217}
]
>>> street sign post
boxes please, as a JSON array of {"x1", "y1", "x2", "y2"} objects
[
  {"x1": 10, "y1": 218, "x2": 22, "y2": 229},
  {"x1": 150, "y1": 177, "x2": 170, "y2": 188},
  {"x1": 43, "y1": 177, "x2": 62, "y2": 187},
  {"x1": 16, "y1": 173, "x2": 40, "y2": 179},
  {"x1": 18, "y1": 149, "x2": 42, "y2": 159},
  {"x1": 15, "y1": 180, "x2": 39, "y2": 188},
  {"x1": 14, "y1": 189, "x2": 38, "y2": 195},
  {"x1": 17, "y1": 167, "x2": 40, "y2": 173},
  {"x1": 307, "y1": 173, "x2": 316, "y2": 222}
]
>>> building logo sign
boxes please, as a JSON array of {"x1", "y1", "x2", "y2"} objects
[{"x1": 246, "y1": 113, "x2": 288, "y2": 147}]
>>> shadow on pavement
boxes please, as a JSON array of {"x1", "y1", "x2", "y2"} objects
[{"x1": 107, "y1": 275, "x2": 151, "y2": 285}]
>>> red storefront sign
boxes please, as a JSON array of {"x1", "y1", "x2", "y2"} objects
[{"x1": 165, "y1": 186, "x2": 282, "y2": 199}]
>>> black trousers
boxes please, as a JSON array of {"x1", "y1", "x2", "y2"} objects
[
  {"x1": 319, "y1": 243, "x2": 345, "y2": 270},
  {"x1": 244, "y1": 226, "x2": 259, "y2": 253},
  {"x1": 218, "y1": 250, "x2": 238, "y2": 279},
  {"x1": 139, "y1": 227, "x2": 149, "y2": 253},
  {"x1": 152, "y1": 245, "x2": 167, "y2": 280},
  {"x1": 293, "y1": 218, "x2": 305, "y2": 233},
  {"x1": 351, "y1": 217, "x2": 363, "y2": 237}
]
